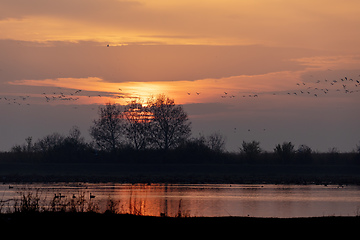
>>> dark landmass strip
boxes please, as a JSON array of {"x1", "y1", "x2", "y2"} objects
[
  {"x1": 1, "y1": 212, "x2": 360, "y2": 227},
  {"x1": 1, "y1": 162, "x2": 360, "y2": 185},
  {"x1": 2, "y1": 136, "x2": 360, "y2": 185}
]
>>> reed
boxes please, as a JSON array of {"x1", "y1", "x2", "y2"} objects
[
  {"x1": 14, "y1": 190, "x2": 41, "y2": 213},
  {"x1": 175, "y1": 199, "x2": 190, "y2": 218},
  {"x1": 1, "y1": 189, "x2": 191, "y2": 218},
  {"x1": 105, "y1": 197, "x2": 119, "y2": 214},
  {"x1": 3, "y1": 191, "x2": 99, "y2": 214}
]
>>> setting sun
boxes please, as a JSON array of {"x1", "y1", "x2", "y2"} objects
[{"x1": 0, "y1": 0, "x2": 359, "y2": 152}]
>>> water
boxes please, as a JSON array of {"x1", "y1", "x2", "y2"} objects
[{"x1": 1, "y1": 183, "x2": 360, "y2": 218}]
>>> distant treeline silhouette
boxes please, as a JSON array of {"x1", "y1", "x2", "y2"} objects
[{"x1": 2, "y1": 95, "x2": 360, "y2": 165}]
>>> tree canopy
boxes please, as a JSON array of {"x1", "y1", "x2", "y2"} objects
[{"x1": 90, "y1": 95, "x2": 191, "y2": 151}]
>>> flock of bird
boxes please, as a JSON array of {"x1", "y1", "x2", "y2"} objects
[
  {"x1": 186, "y1": 75, "x2": 360, "y2": 99},
  {"x1": 0, "y1": 87, "x2": 132, "y2": 107},
  {"x1": 0, "y1": 89, "x2": 84, "y2": 106},
  {"x1": 0, "y1": 89, "x2": 105, "y2": 106},
  {"x1": 287, "y1": 75, "x2": 360, "y2": 97},
  {"x1": 43, "y1": 89, "x2": 82, "y2": 103},
  {"x1": 1, "y1": 75, "x2": 359, "y2": 106},
  {"x1": 0, "y1": 95, "x2": 31, "y2": 106}
]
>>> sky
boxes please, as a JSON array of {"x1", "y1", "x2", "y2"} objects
[{"x1": 0, "y1": 0, "x2": 360, "y2": 152}]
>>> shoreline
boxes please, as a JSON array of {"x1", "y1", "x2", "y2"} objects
[
  {"x1": 1, "y1": 212, "x2": 360, "y2": 225},
  {"x1": 1, "y1": 162, "x2": 360, "y2": 185}
]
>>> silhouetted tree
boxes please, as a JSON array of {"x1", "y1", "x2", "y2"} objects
[
  {"x1": 240, "y1": 140, "x2": 261, "y2": 162},
  {"x1": 25, "y1": 136, "x2": 33, "y2": 153},
  {"x1": 175, "y1": 136, "x2": 214, "y2": 163},
  {"x1": 34, "y1": 132, "x2": 65, "y2": 152},
  {"x1": 89, "y1": 103, "x2": 125, "y2": 152},
  {"x1": 68, "y1": 126, "x2": 82, "y2": 142},
  {"x1": 9, "y1": 126, "x2": 92, "y2": 162},
  {"x1": 123, "y1": 100, "x2": 152, "y2": 150},
  {"x1": 49, "y1": 127, "x2": 90, "y2": 161},
  {"x1": 147, "y1": 95, "x2": 191, "y2": 150},
  {"x1": 356, "y1": 142, "x2": 360, "y2": 154},
  {"x1": 355, "y1": 142, "x2": 360, "y2": 163},
  {"x1": 327, "y1": 147, "x2": 340, "y2": 163},
  {"x1": 274, "y1": 142, "x2": 295, "y2": 163},
  {"x1": 206, "y1": 132, "x2": 226, "y2": 153},
  {"x1": 61, "y1": 126, "x2": 88, "y2": 153},
  {"x1": 10, "y1": 144, "x2": 22, "y2": 153},
  {"x1": 11, "y1": 136, "x2": 33, "y2": 153},
  {"x1": 296, "y1": 144, "x2": 313, "y2": 163}
]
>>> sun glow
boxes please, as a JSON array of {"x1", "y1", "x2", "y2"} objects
[{"x1": 8, "y1": 70, "x2": 307, "y2": 106}]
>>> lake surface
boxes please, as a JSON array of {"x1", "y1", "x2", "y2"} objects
[{"x1": 1, "y1": 183, "x2": 360, "y2": 218}]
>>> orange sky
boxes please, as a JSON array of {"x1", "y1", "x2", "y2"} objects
[
  {"x1": 1, "y1": 0, "x2": 360, "y2": 49},
  {"x1": 0, "y1": 0, "x2": 359, "y2": 151}
]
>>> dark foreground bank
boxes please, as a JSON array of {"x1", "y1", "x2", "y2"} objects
[
  {"x1": 1, "y1": 162, "x2": 360, "y2": 185},
  {"x1": 1, "y1": 212, "x2": 360, "y2": 226}
]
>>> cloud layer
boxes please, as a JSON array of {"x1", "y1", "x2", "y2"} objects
[
  {"x1": 1, "y1": 0, "x2": 360, "y2": 50},
  {"x1": 1, "y1": 0, "x2": 360, "y2": 152},
  {"x1": 0, "y1": 40, "x2": 322, "y2": 84}
]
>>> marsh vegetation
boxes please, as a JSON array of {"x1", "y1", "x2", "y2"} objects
[{"x1": 0, "y1": 188, "x2": 189, "y2": 219}]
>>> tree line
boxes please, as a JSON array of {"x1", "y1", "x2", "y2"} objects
[
  {"x1": 3, "y1": 94, "x2": 360, "y2": 164},
  {"x1": 5, "y1": 95, "x2": 226, "y2": 163}
]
